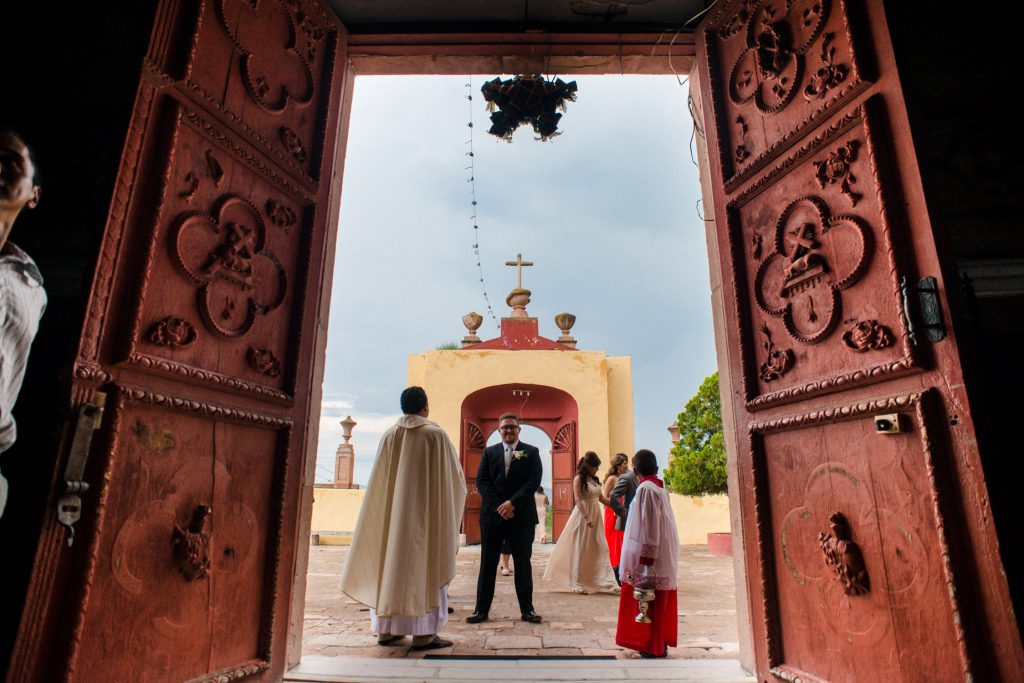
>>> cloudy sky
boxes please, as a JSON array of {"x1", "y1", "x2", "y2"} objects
[{"x1": 315, "y1": 74, "x2": 717, "y2": 487}]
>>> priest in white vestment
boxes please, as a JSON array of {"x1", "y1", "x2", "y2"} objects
[{"x1": 341, "y1": 387, "x2": 467, "y2": 651}]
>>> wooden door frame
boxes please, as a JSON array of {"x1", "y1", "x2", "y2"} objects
[{"x1": 283, "y1": 32, "x2": 761, "y2": 671}]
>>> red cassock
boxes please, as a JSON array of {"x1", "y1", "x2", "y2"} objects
[
  {"x1": 603, "y1": 505, "x2": 623, "y2": 567},
  {"x1": 615, "y1": 582, "x2": 677, "y2": 656}
]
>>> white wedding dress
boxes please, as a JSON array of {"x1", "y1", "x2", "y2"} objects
[{"x1": 543, "y1": 480, "x2": 618, "y2": 592}]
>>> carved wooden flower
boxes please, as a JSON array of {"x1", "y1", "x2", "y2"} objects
[
  {"x1": 726, "y1": 0, "x2": 832, "y2": 114},
  {"x1": 754, "y1": 196, "x2": 872, "y2": 344},
  {"x1": 842, "y1": 319, "x2": 893, "y2": 352},
  {"x1": 216, "y1": 0, "x2": 313, "y2": 114},
  {"x1": 758, "y1": 323, "x2": 794, "y2": 382},
  {"x1": 172, "y1": 194, "x2": 286, "y2": 338}
]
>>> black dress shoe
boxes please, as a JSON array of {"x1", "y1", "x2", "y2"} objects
[
  {"x1": 521, "y1": 611, "x2": 543, "y2": 623},
  {"x1": 412, "y1": 636, "x2": 453, "y2": 651},
  {"x1": 466, "y1": 611, "x2": 488, "y2": 623}
]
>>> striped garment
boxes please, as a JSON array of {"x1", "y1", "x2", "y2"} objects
[{"x1": 0, "y1": 241, "x2": 46, "y2": 454}]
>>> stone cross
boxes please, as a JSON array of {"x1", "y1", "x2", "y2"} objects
[{"x1": 505, "y1": 252, "x2": 534, "y2": 289}]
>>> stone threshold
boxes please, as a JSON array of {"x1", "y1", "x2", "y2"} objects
[{"x1": 286, "y1": 655, "x2": 755, "y2": 682}]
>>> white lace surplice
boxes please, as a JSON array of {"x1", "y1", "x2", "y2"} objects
[{"x1": 619, "y1": 481, "x2": 679, "y2": 590}]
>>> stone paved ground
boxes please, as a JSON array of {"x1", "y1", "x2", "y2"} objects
[{"x1": 302, "y1": 543, "x2": 738, "y2": 660}]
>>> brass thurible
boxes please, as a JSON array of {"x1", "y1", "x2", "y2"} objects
[{"x1": 631, "y1": 564, "x2": 656, "y2": 624}]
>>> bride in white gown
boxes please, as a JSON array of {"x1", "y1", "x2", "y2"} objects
[{"x1": 543, "y1": 451, "x2": 619, "y2": 593}]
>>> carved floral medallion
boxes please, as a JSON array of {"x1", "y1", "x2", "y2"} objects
[
  {"x1": 814, "y1": 139, "x2": 860, "y2": 206},
  {"x1": 215, "y1": 0, "x2": 314, "y2": 115},
  {"x1": 148, "y1": 316, "x2": 198, "y2": 348},
  {"x1": 247, "y1": 347, "x2": 282, "y2": 377},
  {"x1": 842, "y1": 319, "x2": 893, "y2": 352},
  {"x1": 171, "y1": 194, "x2": 286, "y2": 338},
  {"x1": 754, "y1": 195, "x2": 872, "y2": 344},
  {"x1": 727, "y1": 0, "x2": 833, "y2": 114},
  {"x1": 759, "y1": 323, "x2": 794, "y2": 382}
]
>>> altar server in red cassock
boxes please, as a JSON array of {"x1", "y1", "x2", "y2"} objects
[{"x1": 615, "y1": 449, "x2": 679, "y2": 658}]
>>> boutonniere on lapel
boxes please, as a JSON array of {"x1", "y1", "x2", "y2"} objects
[{"x1": 513, "y1": 450, "x2": 528, "y2": 461}]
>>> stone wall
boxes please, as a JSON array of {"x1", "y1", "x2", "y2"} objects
[{"x1": 310, "y1": 487, "x2": 730, "y2": 547}]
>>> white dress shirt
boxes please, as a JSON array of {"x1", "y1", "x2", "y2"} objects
[{"x1": 0, "y1": 242, "x2": 46, "y2": 516}]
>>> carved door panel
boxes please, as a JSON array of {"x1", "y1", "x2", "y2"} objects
[
  {"x1": 11, "y1": 1, "x2": 350, "y2": 681},
  {"x1": 462, "y1": 420, "x2": 485, "y2": 544},
  {"x1": 697, "y1": 1, "x2": 1020, "y2": 681},
  {"x1": 550, "y1": 420, "x2": 576, "y2": 541}
]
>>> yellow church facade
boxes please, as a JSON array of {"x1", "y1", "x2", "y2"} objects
[{"x1": 407, "y1": 347, "x2": 634, "y2": 464}]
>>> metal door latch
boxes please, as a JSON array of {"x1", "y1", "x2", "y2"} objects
[
  {"x1": 57, "y1": 391, "x2": 107, "y2": 546},
  {"x1": 900, "y1": 276, "x2": 946, "y2": 345}
]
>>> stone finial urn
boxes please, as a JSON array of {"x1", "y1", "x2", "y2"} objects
[
  {"x1": 555, "y1": 312, "x2": 577, "y2": 347},
  {"x1": 506, "y1": 288, "x2": 532, "y2": 318},
  {"x1": 462, "y1": 311, "x2": 483, "y2": 347},
  {"x1": 340, "y1": 415, "x2": 356, "y2": 443}
]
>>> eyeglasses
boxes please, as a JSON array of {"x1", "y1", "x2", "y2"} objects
[{"x1": 499, "y1": 425, "x2": 520, "y2": 431}]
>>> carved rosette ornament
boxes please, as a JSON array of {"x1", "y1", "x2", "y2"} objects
[
  {"x1": 148, "y1": 316, "x2": 198, "y2": 348},
  {"x1": 247, "y1": 347, "x2": 282, "y2": 377},
  {"x1": 279, "y1": 126, "x2": 308, "y2": 163},
  {"x1": 818, "y1": 512, "x2": 870, "y2": 595},
  {"x1": 759, "y1": 323, "x2": 794, "y2": 382},
  {"x1": 266, "y1": 199, "x2": 297, "y2": 230},
  {"x1": 727, "y1": 0, "x2": 832, "y2": 114},
  {"x1": 734, "y1": 115, "x2": 751, "y2": 163},
  {"x1": 171, "y1": 194, "x2": 287, "y2": 338},
  {"x1": 842, "y1": 319, "x2": 894, "y2": 352},
  {"x1": 814, "y1": 140, "x2": 860, "y2": 206},
  {"x1": 804, "y1": 32, "x2": 848, "y2": 100},
  {"x1": 754, "y1": 196, "x2": 872, "y2": 344}
]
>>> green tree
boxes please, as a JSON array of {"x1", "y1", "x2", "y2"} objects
[
  {"x1": 435, "y1": 341, "x2": 460, "y2": 350},
  {"x1": 664, "y1": 371, "x2": 727, "y2": 496}
]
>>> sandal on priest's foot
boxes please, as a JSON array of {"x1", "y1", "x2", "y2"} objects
[{"x1": 377, "y1": 634, "x2": 404, "y2": 646}]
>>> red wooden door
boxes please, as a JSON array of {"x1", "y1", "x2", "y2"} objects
[
  {"x1": 462, "y1": 420, "x2": 485, "y2": 544},
  {"x1": 696, "y1": 1, "x2": 1021, "y2": 681},
  {"x1": 550, "y1": 420, "x2": 576, "y2": 541},
  {"x1": 9, "y1": 1, "x2": 350, "y2": 681}
]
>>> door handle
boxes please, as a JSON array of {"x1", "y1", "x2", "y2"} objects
[
  {"x1": 56, "y1": 391, "x2": 107, "y2": 546},
  {"x1": 899, "y1": 276, "x2": 946, "y2": 345}
]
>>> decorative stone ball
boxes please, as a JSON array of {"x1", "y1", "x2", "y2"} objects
[{"x1": 506, "y1": 288, "x2": 532, "y2": 308}]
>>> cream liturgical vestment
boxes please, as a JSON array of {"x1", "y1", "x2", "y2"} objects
[{"x1": 341, "y1": 414, "x2": 467, "y2": 618}]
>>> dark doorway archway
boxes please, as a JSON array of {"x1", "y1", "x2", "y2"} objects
[{"x1": 460, "y1": 384, "x2": 577, "y2": 543}]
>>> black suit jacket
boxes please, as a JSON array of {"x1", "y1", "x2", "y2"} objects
[{"x1": 475, "y1": 441, "x2": 543, "y2": 526}]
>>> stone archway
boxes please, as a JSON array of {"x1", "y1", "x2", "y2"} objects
[{"x1": 460, "y1": 384, "x2": 578, "y2": 543}]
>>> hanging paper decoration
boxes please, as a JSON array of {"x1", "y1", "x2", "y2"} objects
[{"x1": 480, "y1": 75, "x2": 578, "y2": 142}]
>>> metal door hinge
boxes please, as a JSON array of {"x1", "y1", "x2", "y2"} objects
[
  {"x1": 900, "y1": 276, "x2": 946, "y2": 345},
  {"x1": 57, "y1": 391, "x2": 107, "y2": 546}
]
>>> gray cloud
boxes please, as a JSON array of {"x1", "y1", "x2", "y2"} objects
[{"x1": 316, "y1": 75, "x2": 717, "y2": 485}]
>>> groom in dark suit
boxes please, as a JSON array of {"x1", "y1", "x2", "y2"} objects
[{"x1": 467, "y1": 413, "x2": 543, "y2": 623}]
